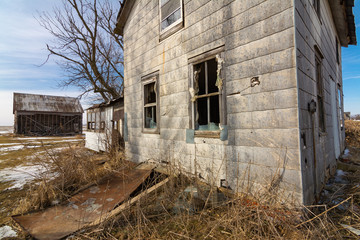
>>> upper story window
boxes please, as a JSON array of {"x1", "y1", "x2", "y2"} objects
[
  {"x1": 315, "y1": 46, "x2": 325, "y2": 133},
  {"x1": 160, "y1": 0, "x2": 183, "y2": 40}
]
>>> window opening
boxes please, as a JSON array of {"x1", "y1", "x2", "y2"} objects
[
  {"x1": 338, "y1": 86, "x2": 343, "y2": 129},
  {"x1": 193, "y1": 57, "x2": 222, "y2": 131},
  {"x1": 160, "y1": 0, "x2": 182, "y2": 33},
  {"x1": 100, "y1": 110, "x2": 105, "y2": 131},
  {"x1": 143, "y1": 76, "x2": 158, "y2": 131},
  {"x1": 336, "y1": 38, "x2": 340, "y2": 64},
  {"x1": 313, "y1": 0, "x2": 320, "y2": 18},
  {"x1": 315, "y1": 48, "x2": 325, "y2": 132}
]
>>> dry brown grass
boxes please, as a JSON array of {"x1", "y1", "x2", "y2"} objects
[
  {"x1": 66, "y1": 175, "x2": 343, "y2": 240},
  {"x1": 345, "y1": 120, "x2": 360, "y2": 147},
  {"x1": 7, "y1": 133, "x2": 360, "y2": 239}
]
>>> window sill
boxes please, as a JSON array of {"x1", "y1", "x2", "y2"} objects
[
  {"x1": 194, "y1": 130, "x2": 220, "y2": 138},
  {"x1": 142, "y1": 129, "x2": 160, "y2": 134},
  {"x1": 319, "y1": 131, "x2": 327, "y2": 137},
  {"x1": 159, "y1": 22, "x2": 183, "y2": 42},
  {"x1": 86, "y1": 130, "x2": 105, "y2": 133}
]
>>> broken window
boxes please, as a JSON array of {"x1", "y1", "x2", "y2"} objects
[
  {"x1": 91, "y1": 112, "x2": 95, "y2": 130},
  {"x1": 87, "y1": 112, "x2": 92, "y2": 130},
  {"x1": 100, "y1": 110, "x2": 105, "y2": 131},
  {"x1": 143, "y1": 74, "x2": 159, "y2": 133},
  {"x1": 315, "y1": 47, "x2": 325, "y2": 132},
  {"x1": 190, "y1": 51, "x2": 226, "y2": 135},
  {"x1": 159, "y1": 0, "x2": 183, "y2": 38},
  {"x1": 95, "y1": 111, "x2": 100, "y2": 130}
]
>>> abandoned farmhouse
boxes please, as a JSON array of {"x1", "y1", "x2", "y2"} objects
[
  {"x1": 13, "y1": 93, "x2": 83, "y2": 136},
  {"x1": 85, "y1": 97, "x2": 124, "y2": 152},
  {"x1": 114, "y1": 0, "x2": 357, "y2": 204}
]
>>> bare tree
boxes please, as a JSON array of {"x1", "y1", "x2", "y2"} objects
[{"x1": 38, "y1": 0, "x2": 123, "y2": 102}]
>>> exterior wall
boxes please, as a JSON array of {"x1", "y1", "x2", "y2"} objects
[
  {"x1": 295, "y1": 0, "x2": 345, "y2": 203},
  {"x1": 14, "y1": 112, "x2": 82, "y2": 136},
  {"x1": 85, "y1": 107, "x2": 113, "y2": 152},
  {"x1": 123, "y1": 0, "x2": 302, "y2": 203}
]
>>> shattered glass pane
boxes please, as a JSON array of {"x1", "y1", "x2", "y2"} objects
[
  {"x1": 144, "y1": 82, "x2": 156, "y2": 104},
  {"x1": 145, "y1": 106, "x2": 157, "y2": 129},
  {"x1": 207, "y1": 58, "x2": 218, "y2": 93},
  {"x1": 195, "y1": 62, "x2": 206, "y2": 95}
]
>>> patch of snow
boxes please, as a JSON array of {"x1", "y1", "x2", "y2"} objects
[
  {"x1": 342, "y1": 148, "x2": 351, "y2": 158},
  {"x1": 0, "y1": 144, "x2": 41, "y2": 152},
  {"x1": 0, "y1": 130, "x2": 12, "y2": 134},
  {"x1": 46, "y1": 139, "x2": 82, "y2": 144},
  {"x1": 68, "y1": 201, "x2": 79, "y2": 210},
  {"x1": 90, "y1": 186, "x2": 100, "y2": 194},
  {"x1": 81, "y1": 198, "x2": 102, "y2": 213},
  {"x1": 0, "y1": 145, "x2": 24, "y2": 151},
  {"x1": 334, "y1": 169, "x2": 348, "y2": 184},
  {"x1": 336, "y1": 169, "x2": 346, "y2": 177},
  {"x1": 0, "y1": 225, "x2": 17, "y2": 239},
  {"x1": 0, "y1": 143, "x2": 18, "y2": 146},
  {"x1": 0, "y1": 164, "x2": 48, "y2": 189},
  {"x1": 15, "y1": 136, "x2": 79, "y2": 140}
]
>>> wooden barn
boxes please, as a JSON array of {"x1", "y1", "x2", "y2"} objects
[{"x1": 13, "y1": 93, "x2": 83, "y2": 136}]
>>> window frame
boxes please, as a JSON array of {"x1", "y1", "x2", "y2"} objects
[
  {"x1": 336, "y1": 37, "x2": 340, "y2": 64},
  {"x1": 87, "y1": 112, "x2": 92, "y2": 130},
  {"x1": 338, "y1": 84, "x2": 344, "y2": 130},
  {"x1": 188, "y1": 46, "x2": 226, "y2": 138},
  {"x1": 159, "y1": 0, "x2": 184, "y2": 41},
  {"x1": 142, "y1": 72, "x2": 160, "y2": 134},
  {"x1": 315, "y1": 46, "x2": 326, "y2": 133}
]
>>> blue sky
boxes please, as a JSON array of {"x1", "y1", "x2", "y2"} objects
[
  {"x1": 0, "y1": 0, "x2": 85, "y2": 126},
  {"x1": 342, "y1": 1, "x2": 360, "y2": 116},
  {"x1": 0, "y1": 1, "x2": 359, "y2": 126}
]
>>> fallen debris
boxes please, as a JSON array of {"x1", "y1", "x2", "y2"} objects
[
  {"x1": 340, "y1": 224, "x2": 360, "y2": 236},
  {"x1": 12, "y1": 168, "x2": 153, "y2": 240}
]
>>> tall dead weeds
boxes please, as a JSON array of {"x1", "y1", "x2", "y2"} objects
[
  {"x1": 345, "y1": 120, "x2": 360, "y2": 147},
  {"x1": 13, "y1": 144, "x2": 128, "y2": 215},
  {"x1": 72, "y1": 172, "x2": 346, "y2": 240}
]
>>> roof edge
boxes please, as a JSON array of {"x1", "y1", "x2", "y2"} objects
[
  {"x1": 329, "y1": 0, "x2": 357, "y2": 47},
  {"x1": 114, "y1": 0, "x2": 135, "y2": 36}
]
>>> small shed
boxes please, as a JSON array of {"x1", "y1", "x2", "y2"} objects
[
  {"x1": 13, "y1": 93, "x2": 83, "y2": 136},
  {"x1": 85, "y1": 97, "x2": 124, "y2": 152},
  {"x1": 344, "y1": 112, "x2": 351, "y2": 120}
]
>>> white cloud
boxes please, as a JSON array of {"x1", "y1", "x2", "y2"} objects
[{"x1": 343, "y1": 75, "x2": 360, "y2": 81}]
